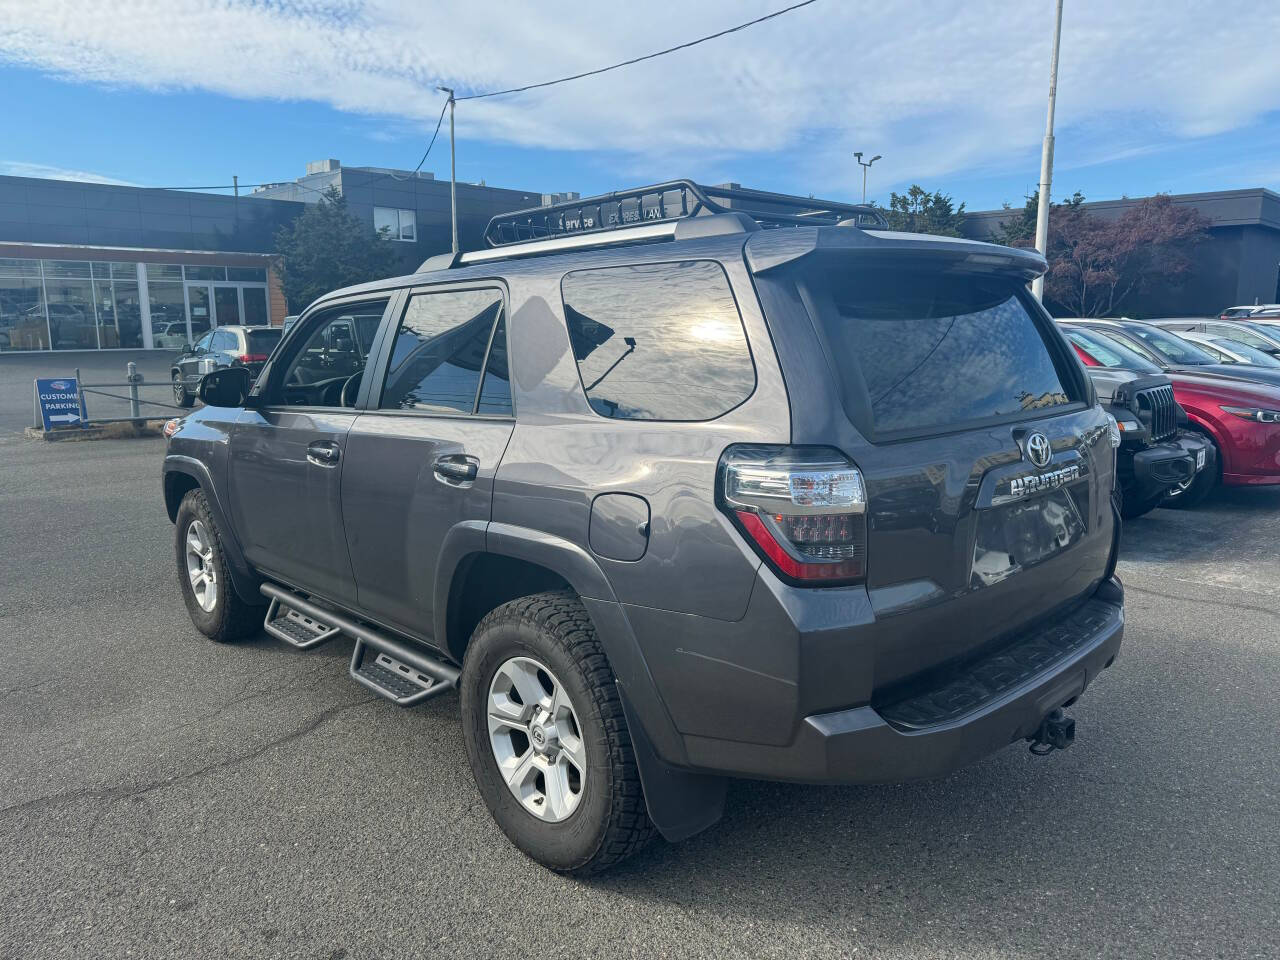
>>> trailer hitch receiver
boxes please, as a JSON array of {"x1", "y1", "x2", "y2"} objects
[{"x1": 1028, "y1": 708, "x2": 1075, "y2": 755}]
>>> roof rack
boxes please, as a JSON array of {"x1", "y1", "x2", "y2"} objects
[
  {"x1": 482, "y1": 179, "x2": 887, "y2": 248},
  {"x1": 416, "y1": 180, "x2": 888, "y2": 273}
]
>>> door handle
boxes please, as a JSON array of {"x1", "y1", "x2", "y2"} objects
[
  {"x1": 306, "y1": 440, "x2": 341, "y2": 467},
  {"x1": 433, "y1": 454, "x2": 479, "y2": 485}
]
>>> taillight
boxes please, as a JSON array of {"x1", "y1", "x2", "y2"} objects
[
  {"x1": 718, "y1": 445, "x2": 867, "y2": 585},
  {"x1": 236, "y1": 353, "x2": 268, "y2": 364}
]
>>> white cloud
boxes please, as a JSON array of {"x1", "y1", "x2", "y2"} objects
[
  {"x1": 0, "y1": 161, "x2": 137, "y2": 185},
  {"x1": 0, "y1": 0, "x2": 1277, "y2": 194}
]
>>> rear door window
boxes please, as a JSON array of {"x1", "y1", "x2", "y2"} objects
[
  {"x1": 803, "y1": 267, "x2": 1074, "y2": 437},
  {"x1": 560, "y1": 260, "x2": 755, "y2": 421},
  {"x1": 379, "y1": 288, "x2": 510, "y2": 415}
]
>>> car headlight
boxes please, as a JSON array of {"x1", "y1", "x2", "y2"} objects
[
  {"x1": 1221, "y1": 405, "x2": 1280, "y2": 424},
  {"x1": 1105, "y1": 413, "x2": 1122, "y2": 448}
]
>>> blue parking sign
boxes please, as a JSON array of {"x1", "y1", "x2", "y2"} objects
[{"x1": 35, "y1": 377, "x2": 87, "y2": 429}]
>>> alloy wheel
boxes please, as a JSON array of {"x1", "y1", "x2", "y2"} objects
[
  {"x1": 184, "y1": 519, "x2": 218, "y2": 612},
  {"x1": 486, "y1": 656, "x2": 586, "y2": 822}
]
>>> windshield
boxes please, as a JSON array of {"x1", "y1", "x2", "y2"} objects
[
  {"x1": 1062, "y1": 326, "x2": 1162, "y2": 374},
  {"x1": 1208, "y1": 338, "x2": 1280, "y2": 367},
  {"x1": 1124, "y1": 324, "x2": 1216, "y2": 365}
]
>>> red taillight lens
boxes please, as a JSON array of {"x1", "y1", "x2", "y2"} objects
[
  {"x1": 237, "y1": 353, "x2": 268, "y2": 363},
  {"x1": 719, "y1": 445, "x2": 867, "y2": 585}
]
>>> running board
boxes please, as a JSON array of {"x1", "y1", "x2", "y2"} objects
[
  {"x1": 259, "y1": 583, "x2": 460, "y2": 707},
  {"x1": 263, "y1": 596, "x2": 342, "y2": 649}
]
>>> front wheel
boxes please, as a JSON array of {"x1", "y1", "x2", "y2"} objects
[
  {"x1": 460, "y1": 591, "x2": 655, "y2": 875},
  {"x1": 172, "y1": 373, "x2": 195, "y2": 408},
  {"x1": 174, "y1": 489, "x2": 260, "y2": 642}
]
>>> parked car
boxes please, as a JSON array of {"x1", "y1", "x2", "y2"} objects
[
  {"x1": 170, "y1": 325, "x2": 283, "y2": 407},
  {"x1": 163, "y1": 180, "x2": 1124, "y2": 874},
  {"x1": 1219, "y1": 304, "x2": 1280, "y2": 320},
  {"x1": 1176, "y1": 332, "x2": 1280, "y2": 367},
  {"x1": 1064, "y1": 317, "x2": 1280, "y2": 389},
  {"x1": 1063, "y1": 322, "x2": 1280, "y2": 506},
  {"x1": 1151, "y1": 317, "x2": 1280, "y2": 357}
]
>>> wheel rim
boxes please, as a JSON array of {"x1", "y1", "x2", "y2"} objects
[
  {"x1": 173, "y1": 378, "x2": 184, "y2": 403},
  {"x1": 184, "y1": 519, "x2": 218, "y2": 612},
  {"x1": 486, "y1": 656, "x2": 586, "y2": 823}
]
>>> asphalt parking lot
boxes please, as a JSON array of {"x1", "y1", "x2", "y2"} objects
[{"x1": 1, "y1": 434, "x2": 1277, "y2": 960}]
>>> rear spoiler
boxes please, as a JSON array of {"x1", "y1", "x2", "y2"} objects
[{"x1": 744, "y1": 227, "x2": 1047, "y2": 282}]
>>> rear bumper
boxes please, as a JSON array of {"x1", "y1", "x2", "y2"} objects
[{"x1": 678, "y1": 581, "x2": 1124, "y2": 785}]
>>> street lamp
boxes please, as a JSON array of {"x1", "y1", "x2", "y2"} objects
[
  {"x1": 1032, "y1": 0, "x2": 1065, "y2": 301},
  {"x1": 854, "y1": 152, "x2": 882, "y2": 204},
  {"x1": 437, "y1": 86, "x2": 458, "y2": 255}
]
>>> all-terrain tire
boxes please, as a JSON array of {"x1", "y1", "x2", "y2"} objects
[
  {"x1": 1119, "y1": 485, "x2": 1166, "y2": 520},
  {"x1": 460, "y1": 590, "x2": 656, "y2": 875},
  {"x1": 174, "y1": 489, "x2": 260, "y2": 642},
  {"x1": 172, "y1": 373, "x2": 195, "y2": 408}
]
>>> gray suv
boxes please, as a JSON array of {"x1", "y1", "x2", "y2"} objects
[{"x1": 162, "y1": 181, "x2": 1124, "y2": 874}]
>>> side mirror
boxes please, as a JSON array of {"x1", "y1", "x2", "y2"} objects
[{"x1": 198, "y1": 367, "x2": 253, "y2": 408}]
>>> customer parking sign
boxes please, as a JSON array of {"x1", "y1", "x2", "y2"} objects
[{"x1": 35, "y1": 377, "x2": 87, "y2": 430}]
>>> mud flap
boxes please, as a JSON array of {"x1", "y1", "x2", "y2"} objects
[{"x1": 620, "y1": 688, "x2": 727, "y2": 843}]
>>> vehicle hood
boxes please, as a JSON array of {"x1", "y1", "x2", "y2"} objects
[
  {"x1": 1084, "y1": 367, "x2": 1147, "y2": 403},
  {"x1": 1168, "y1": 363, "x2": 1280, "y2": 388},
  {"x1": 1167, "y1": 369, "x2": 1280, "y2": 403}
]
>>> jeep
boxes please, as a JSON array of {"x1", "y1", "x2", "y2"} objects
[{"x1": 162, "y1": 181, "x2": 1124, "y2": 874}]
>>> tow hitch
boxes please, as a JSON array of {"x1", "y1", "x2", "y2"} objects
[{"x1": 1028, "y1": 708, "x2": 1075, "y2": 755}]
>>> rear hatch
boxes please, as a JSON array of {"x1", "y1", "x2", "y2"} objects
[{"x1": 748, "y1": 229, "x2": 1116, "y2": 693}]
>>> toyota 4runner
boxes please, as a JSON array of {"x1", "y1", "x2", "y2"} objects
[{"x1": 162, "y1": 181, "x2": 1124, "y2": 874}]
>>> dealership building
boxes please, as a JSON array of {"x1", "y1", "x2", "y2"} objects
[
  {"x1": 962, "y1": 187, "x2": 1280, "y2": 316},
  {"x1": 0, "y1": 161, "x2": 547, "y2": 354}
]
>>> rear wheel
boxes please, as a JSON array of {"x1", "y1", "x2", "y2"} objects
[
  {"x1": 174, "y1": 489, "x2": 260, "y2": 642},
  {"x1": 1163, "y1": 433, "x2": 1219, "y2": 509},
  {"x1": 460, "y1": 591, "x2": 655, "y2": 874}
]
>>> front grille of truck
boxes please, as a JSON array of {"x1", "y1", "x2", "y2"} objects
[
  {"x1": 877, "y1": 597, "x2": 1120, "y2": 730},
  {"x1": 1135, "y1": 384, "x2": 1177, "y2": 442}
]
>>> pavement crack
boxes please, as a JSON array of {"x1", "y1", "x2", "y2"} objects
[
  {"x1": 0, "y1": 696, "x2": 376, "y2": 821},
  {"x1": 1125, "y1": 581, "x2": 1280, "y2": 620}
]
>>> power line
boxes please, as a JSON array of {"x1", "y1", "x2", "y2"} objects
[
  {"x1": 457, "y1": 0, "x2": 820, "y2": 101},
  {"x1": 390, "y1": 96, "x2": 452, "y2": 179}
]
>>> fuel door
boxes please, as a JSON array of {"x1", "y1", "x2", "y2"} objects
[{"x1": 589, "y1": 493, "x2": 651, "y2": 562}]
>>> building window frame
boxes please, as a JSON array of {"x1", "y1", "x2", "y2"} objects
[{"x1": 374, "y1": 206, "x2": 417, "y2": 242}]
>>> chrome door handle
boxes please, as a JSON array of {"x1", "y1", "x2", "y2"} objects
[
  {"x1": 433, "y1": 455, "x2": 479, "y2": 485},
  {"x1": 306, "y1": 440, "x2": 341, "y2": 467}
]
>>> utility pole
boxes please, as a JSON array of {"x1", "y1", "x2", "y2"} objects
[
  {"x1": 437, "y1": 87, "x2": 458, "y2": 254},
  {"x1": 1032, "y1": 0, "x2": 1065, "y2": 301},
  {"x1": 854, "y1": 152, "x2": 882, "y2": 205}
]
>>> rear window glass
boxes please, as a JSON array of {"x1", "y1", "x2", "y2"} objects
[
  {"x1": 561, "y1": 261, "x2": 755, "y2": 421},
  {"x1": 806, "y1": 268, "x2": 1073, "y2": 435},
  {"x1": 247, "y1": 329, "x2": 282, "y2": 353}
]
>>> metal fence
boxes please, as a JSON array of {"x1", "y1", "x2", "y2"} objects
[{"x1": 33, "y1": 361, "x2": 189, "y2": 429}]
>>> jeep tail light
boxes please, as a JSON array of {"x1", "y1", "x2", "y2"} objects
[{"x1": 718, "y1": 445, "x2": 867, "y2": 584}]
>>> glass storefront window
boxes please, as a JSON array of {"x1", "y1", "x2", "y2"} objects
[
  {"x1": 227, "y1": 266, "x2": 267, "y2": 283},
  {"x1": 112, "y1": 282, "x2": 143, "y2": 348},
  {"x1": 243, "y1": 287, "x2": 269, "y2": 325},
  {"x1": 43, "y1": 260, "x2": 92, "y2": 279},
  {"x1": 185, "y1": 265, "x2": 226, "y2": 281},
  {"x1": 147, "y1": 263, "x2": 183, "y2": 282},
  {"x1": 91, "y1": 262, "x2": 112, "y2": 279},
  {"x1": 149, "y1": 282, "x2": 188, "y2": 347},
  {"x1": 0, "y1": 258, "x2": 42, "y2": 278},
  {"x1": 111, "y1": 262, "x2": 139, "y2": 280},
  {"x1": 45, "y1": 278, "x2": 98, "y2": 349},
  {"x1": 0, "y1": 277, "x2": 49, "y2": 350}
]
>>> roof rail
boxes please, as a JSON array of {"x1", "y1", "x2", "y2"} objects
[{"x1": 415, "y1": 180, "x2": 888, "y2": 273}]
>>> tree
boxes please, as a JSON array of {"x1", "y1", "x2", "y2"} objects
[
  {"x1": 991, "y1": 189, "x2": 1085, "y2": 249},
  {"x1": 878, "y1": 185, "x2": 967, "y2": 236},
  {"x1": 274, "y1": 186, "x2": 400, "y2": 311},
  {"x1": 1044, "y1": 193, "x2": 1209, "y2": 317}
]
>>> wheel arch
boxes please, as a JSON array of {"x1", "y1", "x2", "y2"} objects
[{"x1": 163, "y1": 456, "x2": 260, "y2": 604}]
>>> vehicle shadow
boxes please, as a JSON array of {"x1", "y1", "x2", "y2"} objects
[{"x1": 1118, "y1": 484, "x2": 1280, "y2": 575}]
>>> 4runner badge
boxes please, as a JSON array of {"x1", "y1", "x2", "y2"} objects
[{"x1": 1024, "y1": 432, "x2": 1052, "y2": 468}]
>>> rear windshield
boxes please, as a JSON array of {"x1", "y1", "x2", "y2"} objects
[
  {"x1": 247, "y1": 329, "x2": 282, "y2": 353},
  {"x1": 806, "y1": 267, "x2": 1073, "y2": 436}
]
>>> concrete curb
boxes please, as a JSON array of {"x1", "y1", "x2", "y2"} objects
[{"x1": 25, "y1": 420, "x2": 168, "y2": 442}]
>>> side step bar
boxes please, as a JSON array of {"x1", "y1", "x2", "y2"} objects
[
  {"x1": 263, "y1": 596, "x2": 342, "y2": 649},
  {"x1": 259, "y1": 583, "x2": 459, "y2": 706}
]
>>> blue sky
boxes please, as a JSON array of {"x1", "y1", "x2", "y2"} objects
[{"x1": 2, "y1": 1, "x2": 1278, "y2": 213}]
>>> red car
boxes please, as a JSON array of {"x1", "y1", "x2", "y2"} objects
[{"x1": 1061, "y1": 323, "x2": 1280, "y2": 506}]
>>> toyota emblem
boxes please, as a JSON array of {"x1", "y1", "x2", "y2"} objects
[{"x1": 1025, "y1": 432, "x2": 1052, "y2": 468}]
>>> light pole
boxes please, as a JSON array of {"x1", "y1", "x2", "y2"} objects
[
  {"x1": 437, "y1": 86, "x2": 458, "y2": 255},
  {"x1": 854, "y1": 152, "x2": 882, "y2": 204},
  {"x1": 1032, "y1": 0, "x2": 1064, "y2": 301}
]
